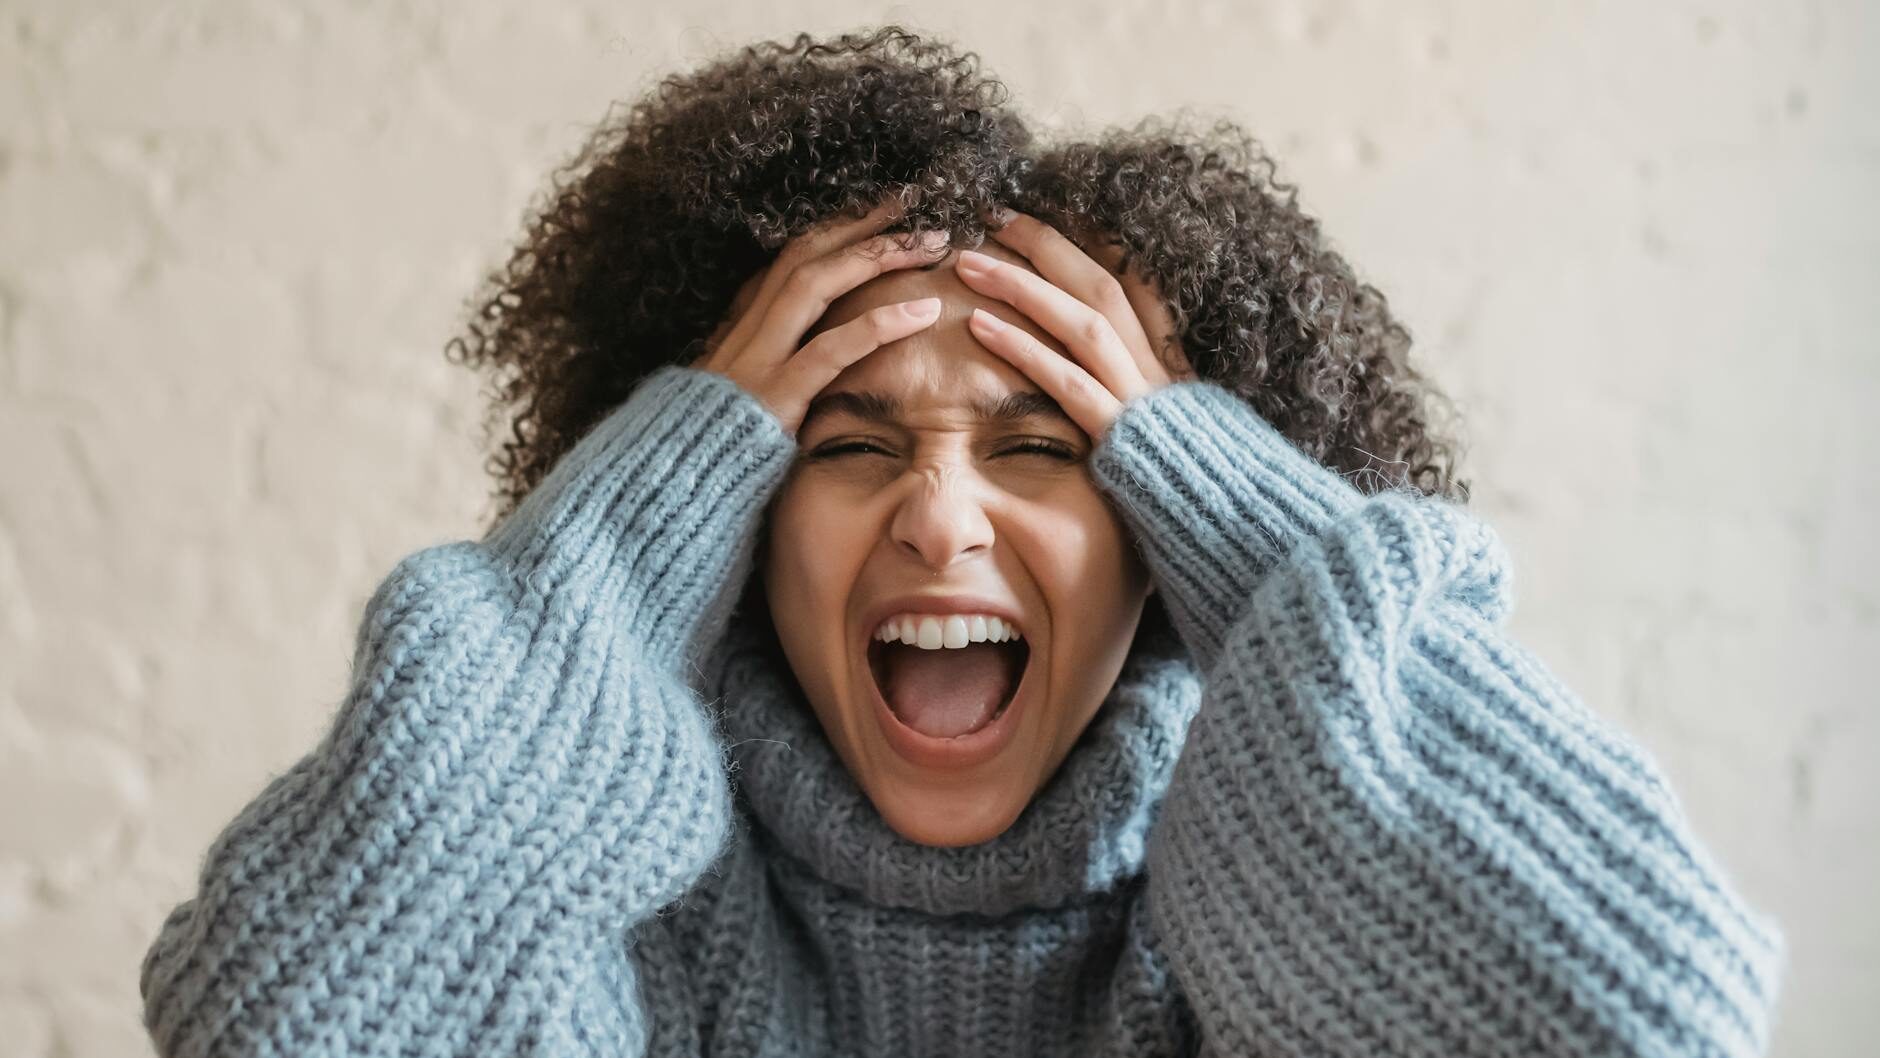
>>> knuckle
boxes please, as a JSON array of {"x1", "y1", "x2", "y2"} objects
[
  {"x1": 775, "y1": 238, "x2": 813, "y2": 268},
  {"x1": 1063, "y1": 363, "x2": 1102, "y2": 401},
  {"x1": 791, "y1": 337, "x2": 836, "y2": 372},
  {"x1": 778, "y1": 268, "x2": 834, "y2": 313},
  {"x1": 845, "y1": 240, "x2": 892, "y2": 272},
  {"x1": 864, "y1": 233, "x2": 912, "y2": 263},
  {"x1": 1075, "y1": 312, "x2": 1114, "y2": 348},
  {"x1": 1091, "y1": 275, "x2": 1130, "y2": 315},
  {"x1": 868, "y1": 305, "x2": 907, "y2": 340},
  {"x1": 1015, "y1": 332, "x2": 1050, "y2": 367}
]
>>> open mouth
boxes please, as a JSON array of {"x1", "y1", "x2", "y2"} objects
[{"x1": 866, "y1": 635, "x2": 1031, "y2": 740}]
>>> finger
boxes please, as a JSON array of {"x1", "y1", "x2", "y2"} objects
[
  {"x1": 788, "y1": 195, "x2": 912, "y2": 264},
  {"x1": 721, "y1": 196, "x2": 915, "y2": 357},
  {"x1": 954, "y1": 249, "x2": 1152, "y2": 403},
  {"x1": 747, "y1": 230, "x2": 951, "y2": 365},
  {"x1": 967, "y1": 306, "x2": 1123, "y2": 440},
  {"x1": 778, "y1": 298, "x2": 943, "y2": 427},
  {"x1": 1113, "y1": 269, "x2": 1192, "y2": 383},
  {"x1": 982, "y1": 209, "x2": 1163, "y2": 384},
  {"x1": 1065, "y1": 230, "x2": 1187, "y2": 385},
  {"x1": 693, "y1": 264, "x2": 772, "y2": 370},
  {"x1": 1016, "y1": 216, "x2": 1192, "y2": 384}
]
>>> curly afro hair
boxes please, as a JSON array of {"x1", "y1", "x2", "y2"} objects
[{"x1": 445, "y1": 24, "x2": 1472, "y2": 526}]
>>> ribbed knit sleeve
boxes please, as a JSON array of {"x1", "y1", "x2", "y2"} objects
[
  {"x1": 1089, "y1": 381, "x2": 1786, "y2": 1058},
  {"x1": 139, "y1": 365, "x2": 796, "y2": 1058}
]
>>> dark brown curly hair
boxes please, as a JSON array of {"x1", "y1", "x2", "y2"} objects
[{"x1": 445, "y1": 24, "x2": 1471, "y2": 526}]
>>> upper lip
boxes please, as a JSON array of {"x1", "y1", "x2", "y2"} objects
[{"x1": 862, "y1": 593, "x2": 1030, "y2": 642}]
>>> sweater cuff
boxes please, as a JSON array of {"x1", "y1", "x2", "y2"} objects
[
  {"x1": 479, "y1": 365, "x2": 796, "y2": 665},
  {"x1": 1090, "y1": 380, "x2": 1365, "y2": 663}
]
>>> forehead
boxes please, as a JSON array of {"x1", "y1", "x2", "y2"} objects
[{"x1": 805, "y1": 240, "x2": 1070, "y2": 411}]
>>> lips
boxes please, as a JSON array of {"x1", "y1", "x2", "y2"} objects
[{"x1": 864, "y1": 636, "x2": 1035, "y2": 769}]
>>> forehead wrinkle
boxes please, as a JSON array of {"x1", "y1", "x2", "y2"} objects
[
  {"x1": 800, "y1": 386, "x2": 1073, "y2": 433},
  {"x1": 797, "y1": 244, "x2": 1072, "y2": 436}
]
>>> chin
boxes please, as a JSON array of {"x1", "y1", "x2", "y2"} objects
[{"x1": 864, "y1": 777, "x2": 1031, "y2": 848}]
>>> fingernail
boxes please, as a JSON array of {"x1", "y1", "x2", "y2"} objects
[
  {"x1": 919, "y1": 229, "x2": 950, "y2": 251},
  {"x1": 956, "y1": 250, "x2": 992, "y2": 273},
  {"x1": 970, "y1": 307, "x2": 1005, "y2": 329},
  {"x1": 906, "y1": 298, "x2": 942, "y2": 317}
]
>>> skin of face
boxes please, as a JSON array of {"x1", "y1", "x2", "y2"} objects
[{"x1": 759, "y1": 238, "x2": 1154, "y2": 848}]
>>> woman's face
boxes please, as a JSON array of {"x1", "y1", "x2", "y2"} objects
[{"x1": 761, "y1": 239, "x2": 1153, "y2": 848}]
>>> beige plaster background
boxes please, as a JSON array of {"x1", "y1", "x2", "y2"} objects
[{"x1": 1, "y1": 3, "x2": 1874, "y2": 1055}]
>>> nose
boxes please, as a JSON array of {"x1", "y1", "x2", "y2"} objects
[{"x1": 890, "y1": 463, "x2": 995, "y2": 571}]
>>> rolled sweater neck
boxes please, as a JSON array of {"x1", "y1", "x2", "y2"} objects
[{"x1": 716, "y1": 604, "x2": 1201, "y2": 917}]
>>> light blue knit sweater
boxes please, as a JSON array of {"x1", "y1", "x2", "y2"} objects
[{"x1": 140, "y1": 365, "x2": 1785, "y2": 1057}]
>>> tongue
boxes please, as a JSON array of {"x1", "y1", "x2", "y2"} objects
[{"x1": 882, "y1": 642, "x2": 1013, "y2": 738}]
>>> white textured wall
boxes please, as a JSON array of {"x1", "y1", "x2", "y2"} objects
[{"x1": 1, "y1": 3, "x2": 1873, "y2": 1055}]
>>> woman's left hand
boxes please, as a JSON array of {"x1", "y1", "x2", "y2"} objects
[{"x1": 955, "y1": 206, "x2": 1196, "y2": 442}]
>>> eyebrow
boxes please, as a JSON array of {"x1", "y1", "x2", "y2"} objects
[{"x1": 799, "y1": 389, "x2": 1075, "y2": 432}]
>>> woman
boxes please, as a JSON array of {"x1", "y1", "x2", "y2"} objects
[{"x1": 139, "y1": 26, "x2": 1783, "y2": 1058}]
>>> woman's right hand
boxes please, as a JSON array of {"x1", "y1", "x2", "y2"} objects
[{"x1": 690, "y1": 196, "x2": 953, "y2": 435}]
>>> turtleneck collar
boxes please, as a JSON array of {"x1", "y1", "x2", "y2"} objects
[{"x1": 714, "y1": 603, "x2": 1201, "y2": 918}]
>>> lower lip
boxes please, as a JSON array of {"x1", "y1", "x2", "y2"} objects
[{"x1": 868, "y1": 646, "x2": 1033, "y2": 770}]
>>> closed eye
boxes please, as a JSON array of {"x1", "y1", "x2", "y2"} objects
[
  {"x1": 808, "y1": 440, "x2": 1078, "y2": 461},
  {"x1": 808, "y1": 441, "x2": 894, "y2": 459},
  {"x1": 997, "y1": 439, "x2": 1078, "y2": 461}
]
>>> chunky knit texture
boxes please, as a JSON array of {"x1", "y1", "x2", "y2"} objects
[{"x1": 140, "y1": 364, "x2": 1786, "y2": 1057}]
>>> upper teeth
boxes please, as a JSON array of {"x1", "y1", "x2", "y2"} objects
[{"x1": 873, "y1": 613, "x2": 1022, "y2": 649}]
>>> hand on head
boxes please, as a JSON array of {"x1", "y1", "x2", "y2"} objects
[
  {"x1": 691, "y1": 194, "x2": 1195, "y2": 442},
  {"x1": 952, "y1": 206, "x2": 1196, "y2": 441},
  {"x1": 690, "y1": 196, "x2": 953, "y2": 436}
]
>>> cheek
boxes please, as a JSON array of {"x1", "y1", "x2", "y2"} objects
[
  {"x1": 763, "y1": 481, "x2": 871, "y2": 646},
  {"x1": 1007, "y1": 491, "x2": 1149, "y2": 748},
  {"x1": 1008, "y1": 491, "x2": 1147, "y2": 608}
]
